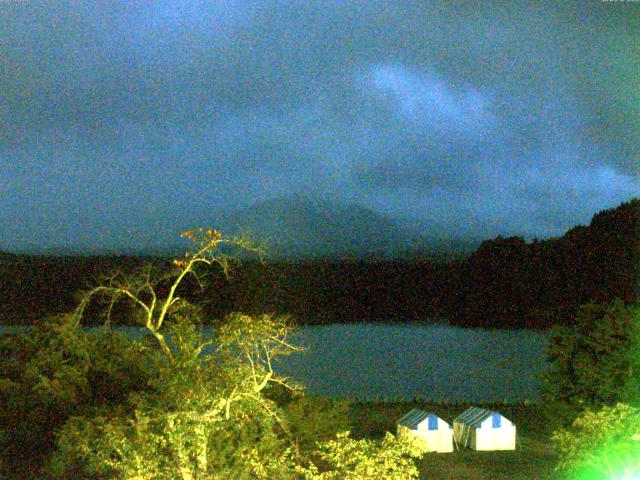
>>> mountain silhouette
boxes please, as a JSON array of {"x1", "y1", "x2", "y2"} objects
[{"x1": 215, "y1": 194, "x2": 419, "y2": 258}]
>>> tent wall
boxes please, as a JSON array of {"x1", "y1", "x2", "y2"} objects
[
  {"x1": 453, "y1": 417, "x2": 516, "y2": 451},
  {"x1": 398, "y1": 414, "x2": 453, "y2": 453},
  {"x1": 476, "y1": 418, "x2": 516, "y2": 450},
  {"x1": 415, "y1": 417, "x2": 453, "y2": 452}
]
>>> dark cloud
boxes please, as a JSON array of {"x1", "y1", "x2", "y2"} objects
[{"x1": 1, "y1": 1, "x2": 638, "y2": 250}]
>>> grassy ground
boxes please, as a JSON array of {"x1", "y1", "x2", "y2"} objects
[
  {"x1": 349, "y1": 400, "x2": 558, "y2": 480},
  {"x1": 3, "y1": 397, "x2": 558, "y2": 479}
]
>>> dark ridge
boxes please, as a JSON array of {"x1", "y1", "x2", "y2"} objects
[{"x1": 0, "y1": 198, "x2": 637, "y2": 329}]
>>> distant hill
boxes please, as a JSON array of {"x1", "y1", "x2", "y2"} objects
[
  {"x1": 207, "y1": 194, "x2": 481, "y2": 259},
  {"x1": 5, "y1": 195, "x2": 478, "y2": 259},
  {"x1": 212, "y1": 194, "x2": 420, "y2": 259}
]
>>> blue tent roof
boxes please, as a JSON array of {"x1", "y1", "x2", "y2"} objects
[
  {"x1": 454, "y1": 406, "x2": 510, "y2": 428},
  {"x1": 398, "y1": 409, "x2": 436, "y2": 430}
]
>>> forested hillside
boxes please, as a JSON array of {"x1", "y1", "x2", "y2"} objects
[{"x1": 1, "y1": 199, "x2": 637, "y2": 329}]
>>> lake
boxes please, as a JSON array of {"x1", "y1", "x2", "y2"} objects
[
  {"x1": 275, "y1": 323, "x2": 549, "y2": 402},
  {"x1": 1, "y1": 323, "x2": 548, "y2": 402}
]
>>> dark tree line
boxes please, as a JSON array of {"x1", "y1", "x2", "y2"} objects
[
  {"x1": 1, "y1": 198, "x2": 637, "y2": 329},
  {"x1": 445, "y1": 198, "x2": 638, "y2": 328}
]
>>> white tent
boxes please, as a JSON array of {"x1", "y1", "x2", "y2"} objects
[
  {"x1": 397, "y1": 409, "x2": 453, "y2": 453},
  {"x1": 453, "y1": 406, "x2": 516, "y2": 451}
]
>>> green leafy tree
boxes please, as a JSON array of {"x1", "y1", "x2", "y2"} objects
[
  {"x1": 49, "y1": 317, "x2": 301, "y2": 479},
  {"x1": 51, "y1": 319, "x2": 421, "y2": 480},
  {"x1": 25, "y1": 228, "x2": 424, "y2": 479},
  {"x1": 47, "y1": 229, "x2": 300, "y2": 479},
  {"x1": 295, "y1": 431, "x2": 425, "y2": 479},
  {"x1": 540, "y1": 300, "x2": 640, "y2": 425},
  {"x1": 552, "y1": 403, "x2": 640, "y2": 479},
  {"x1": 0, "y1": 315, "x2": 154, "y2": 478},
  {"x1": 283, "y1": 396, "x2": 352, "y2": 452},
  {"x1": 547, "y1": 301, "x2": 640, "y2": 478}
]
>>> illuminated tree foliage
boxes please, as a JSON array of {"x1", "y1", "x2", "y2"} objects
[
  {"x1": 548, "y1": 302, "x2": 640, "y2": 478},
  {"x1": 296, "y1": 431, "x2": 425, "y2": 480},
  {"x1": 36, "y1": 229, "x2": 423, "y2": 479},
  {"x1": 49, "y1": 317, "x2": 302, "y2": 479},
  {"x1": 0, "y1": 314, "x2": 154, "y2": 478},
  {"x1": 552, "y1": 403, "x2": 640, "y2": 479}
]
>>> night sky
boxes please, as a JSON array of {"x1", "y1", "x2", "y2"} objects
[{"x1": 1, "y1": 1, "x2": 638, "y2": 253}]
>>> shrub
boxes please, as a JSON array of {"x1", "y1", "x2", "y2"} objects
[
  {"x1": 552, "y1": 402, "x2": 640, "y2": 479},
  {"x1": 297, "y1": 430, "x2": 424, "y2": 479},
  {"x1": 540, "y1": 300, "x2": 640, "y2": 426},
  {"x1": 0, "y1": 315, "x2": 156, "y2": 478},
  {"x1": 283, "y1": 396, "x2": 352, "y2": 451}
]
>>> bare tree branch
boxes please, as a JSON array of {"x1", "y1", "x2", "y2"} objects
[{"x1": 73, "y1": 228, "x2": 263, "y2": 362}]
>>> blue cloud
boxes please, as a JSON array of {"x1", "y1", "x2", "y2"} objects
[{"x1": 0, "y1": 1, "x2": 637, "y2": 250}]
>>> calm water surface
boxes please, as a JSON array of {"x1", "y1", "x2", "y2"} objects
[
  {"x1": 273, "y1": 323, "x2": 549, "y2": 402},
  {"x1": 2, "y1": 323, "x2": 549, "y2": 402}
]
